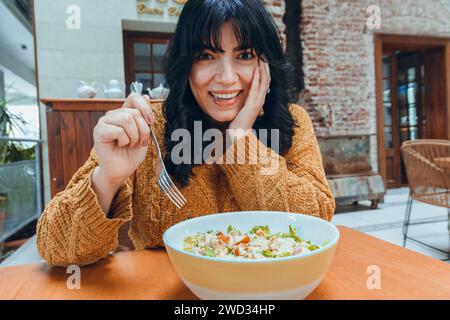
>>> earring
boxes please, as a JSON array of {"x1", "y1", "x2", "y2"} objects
[
  {"x1": 267, "y1": 87, "x2": 271, "y2": 94},
  {"x1": 258, "y1": 108, "x2": 264, "y2": 117}
]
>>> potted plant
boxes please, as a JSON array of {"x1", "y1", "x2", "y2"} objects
[
  {"x1": 0, "y1": 81, "x2": 33, "y2": 163},
  {"x1": 0, "y1": 81, "x2": 36, "y2": 245}
]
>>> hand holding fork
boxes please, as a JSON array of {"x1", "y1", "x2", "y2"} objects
[
  {"x1": 91, "y1": 82, "x2": 185, "y2": 216},
  {"x1": 130, "y1": 81, "x2": 186, "y2": 208}
]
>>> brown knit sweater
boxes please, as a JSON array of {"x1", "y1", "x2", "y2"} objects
[{"x1": 36, "y1": 102, "x2": 335, "y2": 266}]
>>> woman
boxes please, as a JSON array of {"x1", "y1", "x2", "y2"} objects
[{"x1": 36, "y1": 0, "x2": 335, "y2": 266}]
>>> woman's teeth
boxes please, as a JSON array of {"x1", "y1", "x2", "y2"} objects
[{"x1": 210, "y1": 92, "x2": 240, "y2": 100}]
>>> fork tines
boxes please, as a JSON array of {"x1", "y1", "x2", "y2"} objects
[{"x1": 157, "y1": 172, "x2": 187, "y2": 208}]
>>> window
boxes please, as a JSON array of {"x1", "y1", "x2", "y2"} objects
[{"x1": 123, "y1": 31, "x2": 172, "y2": 95}]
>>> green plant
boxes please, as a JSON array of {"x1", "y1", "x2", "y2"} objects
[{"x1": 0, "y1": 81, "x2": 34, "y2": 164}]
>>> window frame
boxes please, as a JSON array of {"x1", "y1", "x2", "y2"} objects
[{"x1": 123, "y1": 30, "x2": 172, "y2": 96}]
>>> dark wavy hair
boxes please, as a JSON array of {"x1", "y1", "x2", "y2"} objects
[{"x1": 162, "y1": 0, "x2": 296, "y2": 186}]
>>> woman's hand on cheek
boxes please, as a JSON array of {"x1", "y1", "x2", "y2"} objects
[{"x1": 228, "y1": 58, "x2": 271, "y2": 139}]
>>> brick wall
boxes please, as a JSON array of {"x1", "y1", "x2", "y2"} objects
[
  {"x1": 263, "y1": 0, "x2": 287, "y2": 52},
  {"x1": 297, "y1": 0, "x2": 450, "y2": 172},
  {"x1": 299, "y1": 0, "x2": 450, "y2": 135}
]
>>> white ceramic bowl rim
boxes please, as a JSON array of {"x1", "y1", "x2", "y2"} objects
[{"x1": 163, "y1": 211, "x2": 340, "y2": 264}]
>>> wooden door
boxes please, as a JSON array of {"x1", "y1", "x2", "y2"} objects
[
  {"x1": 396, "y1": 53, "x2": 426, "y2": 184},
  {"x1": 382, "y1": 52, "x2": 426, "y2": 187},
  {"x1": 382, "y1": 54, "x2": 398, "y2": 187},
  {"x1": 375, "y1": 34, "x2": 450, "y2": 189},
  {"x1": 423, "y1": 47, "x2": 448, "y2": 140}
]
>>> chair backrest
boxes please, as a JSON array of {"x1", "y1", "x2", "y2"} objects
[{"x1": 400, "y1": 139, "x2": 450, "y2": 208}]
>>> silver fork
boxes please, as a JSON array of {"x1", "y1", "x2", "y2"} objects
[{"x1": 130, "y1": 81, "x2": 187, "y2": 209}]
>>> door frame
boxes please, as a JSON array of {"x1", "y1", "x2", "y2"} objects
[{"x1": 374, "y1": 33, "x2": 450, "y2": 188}]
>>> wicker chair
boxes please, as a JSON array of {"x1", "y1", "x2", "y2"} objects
[{"x1": 401, "y1": 139, "x2": 450, "y2": 260}]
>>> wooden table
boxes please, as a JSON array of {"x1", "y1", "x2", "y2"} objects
[{"x1": 1, "y1": 226, "x2": 450, "y2": 300}]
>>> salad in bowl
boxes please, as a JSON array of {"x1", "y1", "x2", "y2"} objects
[
  {"x1": 183, "y1": 225, "x2": 322, "y2": 259},
  {"x1": 163, "y1": 211, "x2": 339, "y2": 300}
]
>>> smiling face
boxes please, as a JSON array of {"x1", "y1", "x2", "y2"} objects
[{"x1": 189, "y1": 22, "x2": 259, "y2": 123}]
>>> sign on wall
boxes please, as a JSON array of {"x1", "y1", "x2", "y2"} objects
[{"x1": 136, "y1": 0, "x2": 188, "y2": 17}]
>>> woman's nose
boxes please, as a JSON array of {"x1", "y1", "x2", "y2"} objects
[{"x1": 215, "y1": 61, "x2": 238, "y2": 84}]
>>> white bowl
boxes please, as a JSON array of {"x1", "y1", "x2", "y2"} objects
[{"x1": 163, "y1": 211, "x2": 339, "y2": 300}]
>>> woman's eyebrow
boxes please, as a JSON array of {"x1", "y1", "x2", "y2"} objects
[
  {"x1": 233, "y1": 46, "x2": 251, "y2": 52},
  {"x1": 201, "y1": 45, "x2": 221, "y2": 53},
  {"x1": 201, "y1": 45, "x2": 252, "y2": 53}
]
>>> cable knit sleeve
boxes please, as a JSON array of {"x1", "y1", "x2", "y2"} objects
[
  {"x1": 217, "y1": 104, "x2": 335, "y2": 221},
  {"x1": 36, "y1": 147, "x2": 134, "y2": 267}
]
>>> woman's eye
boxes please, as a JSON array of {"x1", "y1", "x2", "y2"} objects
[
  {"x1": 240, "y1": 52, "x2": 255, "y2": 60},
  {"x1": 195, "y1": 51, "x2": 255, "y2": 61},
  {"x1": 197, "y1": 53, "x2": 212, "y2": 60}
]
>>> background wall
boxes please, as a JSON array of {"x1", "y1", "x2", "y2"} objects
[{"x1": 299, "y1": 0, "x2": 450, "y2": 172}]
